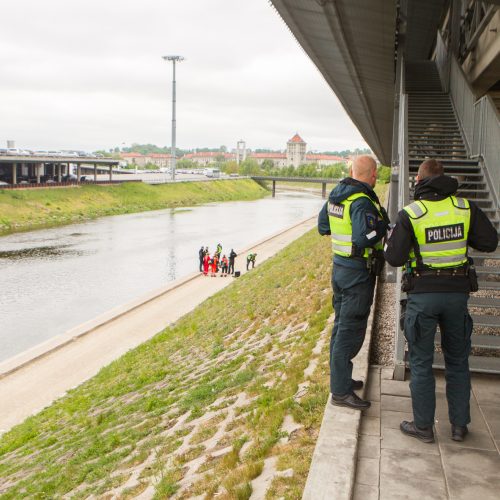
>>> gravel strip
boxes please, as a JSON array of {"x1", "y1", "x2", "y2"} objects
[{"x1": 371, "y1": 281, "x2": 397, "y2": 366}]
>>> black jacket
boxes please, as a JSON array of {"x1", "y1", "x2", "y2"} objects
[
  {"x1": 384, "y1": 175, "x2": 498, "y2": 292},
  {"x1": 318, "y1": 177, "x2": 389, "y2": 270}
]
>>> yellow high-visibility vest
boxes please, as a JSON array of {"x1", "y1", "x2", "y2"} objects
[
  {"x1": 328, "y1": 192, "x2": 383, "y2": 258},
  {"x1": 403, "y1": 196, "x2": 470, "y2": 268}
]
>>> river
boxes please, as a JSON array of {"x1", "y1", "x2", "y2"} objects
[{"x1": 0, "y1": 191, "x2": 324, "y2": 362}]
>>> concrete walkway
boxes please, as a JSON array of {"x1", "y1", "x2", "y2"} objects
[
  {"x1": 302, "y1": 270, "x2": 500, "y2": 500},
  {"x1": 0, "y1": 217, "x2": 316, "y2": 434},
  {"x1": 355, "y1": 367, "x2": 500, "y2": 500}
]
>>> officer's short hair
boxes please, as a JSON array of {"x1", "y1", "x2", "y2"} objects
[{"x1": 418, "y1": 159, "x2": 444, "y2": 179}]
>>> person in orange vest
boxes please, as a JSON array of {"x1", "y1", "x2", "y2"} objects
[
  {"x1": 203, "y1": 252, "x2": 210, "y2": 276},
  {"x1": 211, "y1": 254, "x2": 218, "y2": 277},
  {"x1": 221, "y1": 255, "x2": 229, "y2": 276}
]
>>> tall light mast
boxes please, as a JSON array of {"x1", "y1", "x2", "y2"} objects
[{"x1": 162, "y1": 55, "x2": 184, "y2": 181}]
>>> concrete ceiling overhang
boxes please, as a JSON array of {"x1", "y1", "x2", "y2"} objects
[{"x1": 270, "y1": 0, "x2": 397, "y2": 165}]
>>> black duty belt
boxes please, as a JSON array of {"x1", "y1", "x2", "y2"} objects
[{"x1": 413, "y1": 268, "x2": 468, "y2": 277}]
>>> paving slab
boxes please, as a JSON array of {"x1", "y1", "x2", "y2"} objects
[
  {"x1": 352, "y1": 483, "x2": 378, "y2": 500},
  {"x1": 480, "y1": 403, "x2": 500, "y2": 440},
  {"x1": 381, "y1": 427, "x2": 440, "y2": 455},
  {"x1": 380, "y1": 448, "x2": 444, "y2": 481},
  {"x1": 355, "y1": 457, "x2": 379, "y2": 486},
  {"x1": 380, "y1": 378, "x2": 410, "y2": 398},
  {"x1": 366, "y1": 383, "x2": 381, "y2": 402},
  {"x1": 380, "y1": 473, "x2": 447, "y2": 500},
  {"x1": 381, "y1": 410, "x2": 413, "y2": 430},
  {"x1": 360, "y1": 416, "x2": 380, "y2": 436},
  {"x1": 440, "y1": 445, "x2": 500, "y2": 499},
  {"x1": 381, "y1": 368, "x2": 393, "y2": 381},
  {"x1": 380, "y1": 394, "x2": 413, "y2": 413},
  {"x1": 362, "y1": 401, "x2": 380, "y2": 418},
  {"x1": 471, "y1": 374, "x2": 500, "y2": 401},
  {"x1": 358, "y1": 435, "x2": 381, "y2": 459},
  {"x1": 365, "y1": 368, "x2": 381, "y2": 402}
]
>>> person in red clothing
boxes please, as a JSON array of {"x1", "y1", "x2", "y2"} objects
[
  {"x1": 203, "y1": 253, "x2": 210, "y2": 276},
  {"x1": 211, "y1": 254, "x2": 218, "y2": 277}
]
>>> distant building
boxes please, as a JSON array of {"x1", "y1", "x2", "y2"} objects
[
  {"x1": 182, "y1": 151, "x2": 235, "y2": 166},
  {"x1": 249, "y1": 152, "x2": 288, "y2": 168},
  {"x1": 305, "y1": 153, "x2": 346, "y2": 166},
  {"x1": 287, "y1": 133, "x2": 307, "y2": 168},
  {"x1": 120, "y1": 152, "x2": 149, "y2": 167},
  {"x1": 120, "y1": 152, "x2": 175, "y2": 168},
  {"x1": 148, "y1": 153, "x2": 175, "y2": 169}
]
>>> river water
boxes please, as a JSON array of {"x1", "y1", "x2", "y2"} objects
[{"x1": 0, "y1": 192, "x2": 324, "y2": 362}]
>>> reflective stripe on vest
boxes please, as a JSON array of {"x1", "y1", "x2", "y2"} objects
[
  {"x1": 403, "y1": 196, "x2": 470, "y2": 269},
  {"x1": 328, "y1": 192, "x2": 383, "y2": 258}
]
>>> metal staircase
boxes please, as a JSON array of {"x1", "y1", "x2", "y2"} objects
[{"x1": 405, "y1": 60, "x2": 500, "y2": 373}]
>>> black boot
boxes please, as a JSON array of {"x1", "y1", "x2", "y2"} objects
[
  {"x1": 400, "y1": 421, "x2": 435, "y2": 443},
  {"x1": 331, "y1": 392, "x2": 371, "y2": 410},
  {"x1": 451, "y1": 424, "x2": 468, "y2": 442}
]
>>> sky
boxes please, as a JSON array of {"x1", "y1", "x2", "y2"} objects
[{"x1": 0, "y1": 0, "x2": 367, "y2": 153}]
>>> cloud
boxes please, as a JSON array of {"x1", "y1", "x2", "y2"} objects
[{"x1": 0, "y1": 0, "x2": 367, "y2": 152}]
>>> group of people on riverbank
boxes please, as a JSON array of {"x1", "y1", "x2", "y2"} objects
[
  {"x1": 198, "y1": 244, "x2": 258, "y2": 277},
  {"x1": 199, "y1": 244, "x2": 237, "y2": 277}
]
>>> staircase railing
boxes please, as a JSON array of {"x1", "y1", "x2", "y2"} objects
[
  {"x1": 473, "y1": 95, "x2": 500, "y2": 208},
  {"x1": 393, "y1": 56, "x2": 409, "y2": 381},
  {"x1": 435, "y1": 30, "x2": 500, "y2": 208}
]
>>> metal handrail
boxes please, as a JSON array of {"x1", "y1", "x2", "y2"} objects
[{"x1": 393, "y1": 56, "x2": 409, "y2": 381}]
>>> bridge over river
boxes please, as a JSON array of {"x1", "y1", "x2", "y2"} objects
[{"x1": 251, "y1": 176, "x2": 340, "y2": 198}]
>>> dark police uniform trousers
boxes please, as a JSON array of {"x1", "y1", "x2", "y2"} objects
[
  {"x1": 405, "y1": 292, "x2": 472, "y2": 428},
  {"x1": 330, "y1": 264, "x2": 375, "y2": 395}
]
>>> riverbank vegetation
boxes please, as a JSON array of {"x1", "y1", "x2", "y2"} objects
[
  {"x1": 0, "y1": 179, "x2": 268, "y2": 236},
  {"x1": 0, "y1": 229, "x2": 333, "y2": 499}
]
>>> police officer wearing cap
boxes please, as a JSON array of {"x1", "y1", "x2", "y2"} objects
[
  {"x1": 318, "y1": 155, "x2": 390, "y2": 410},
  {"x1": 384, "y1": 159, "x2": 498, "y2": 443}
]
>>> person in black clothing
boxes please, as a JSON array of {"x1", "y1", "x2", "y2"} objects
[
  {"x1": 228, "y1": 249, "x2": 237, "y2": 275},
  {"x1": 198, "y1": 246, "x2": 205, "y2": 272},
  {"x1": 384, "y1": 159, "x2": 498, "y2": 444}
]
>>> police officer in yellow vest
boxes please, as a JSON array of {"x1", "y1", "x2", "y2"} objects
[
  {"x1": 384, "y1": 159, "x2": 498, "y2": 443},
  {"x1": 318, "y1": 155, "x2": 390, "y2": 409}
]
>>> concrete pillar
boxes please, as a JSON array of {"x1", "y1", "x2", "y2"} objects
[
  {"x1": 36, "y1": 164, "x2": 41, "y2": 184},
  {"x1": 77, "y1": 163, "x2": 81, "y2": 181},
  {"x1": 94, "y1": 164, "x2": 97, "y2": 182},
  {"x1": 12, "y1": 163, "x2": 17, "y2": 184},
  {"x1": 57, "y1": 164, "x2": 62, "y2": 182},
  {"x1": 272, "y1": 180, "x2": 276, "y2": 198},
  {"x1": 322, "y1": 182, "x2": 326, "y2": 199},
  {"x1": 109, "y1": 164, "x2": 112, "y2": 182}
]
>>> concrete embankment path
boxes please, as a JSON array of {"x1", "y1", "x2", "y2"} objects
[{"x1": 0, "y1": 217, "x2": 316, "y2": 434}]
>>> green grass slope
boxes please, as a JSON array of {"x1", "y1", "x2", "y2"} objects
[
  {"x1": 0, "y1": 229, "x2": 333, "y2": 499},
  {"x1": 0, "y1": 179, "x2": 268, "y2": 235}
]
